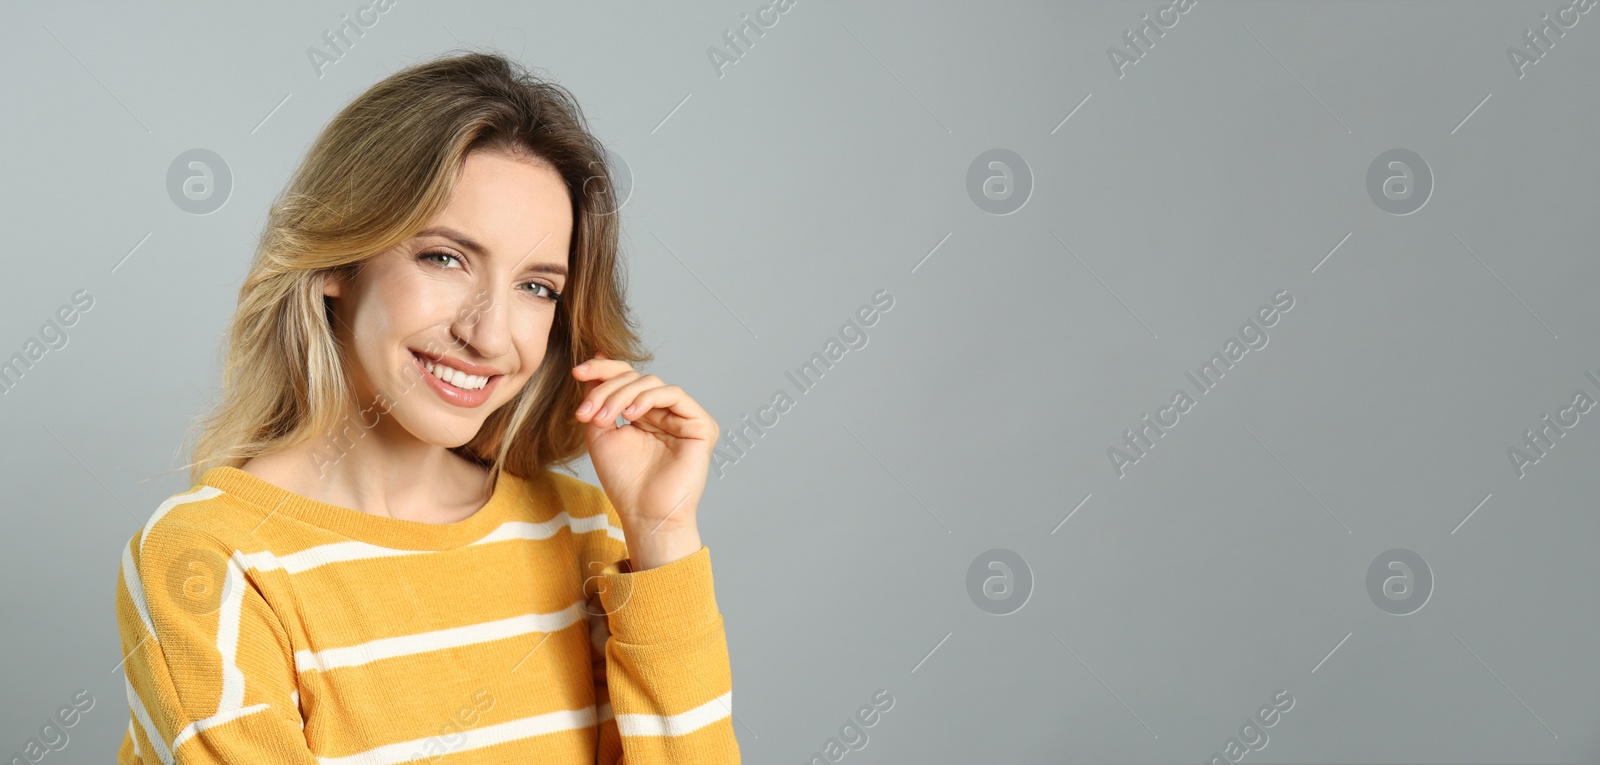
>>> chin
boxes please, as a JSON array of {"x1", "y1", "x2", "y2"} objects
[{"x1": 425, "y1": 411, "x2": 493, "y2": 446}]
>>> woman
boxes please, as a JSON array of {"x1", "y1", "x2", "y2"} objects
[{"x1": 115, "y1": 51, "x2": 740, "y2": 764}]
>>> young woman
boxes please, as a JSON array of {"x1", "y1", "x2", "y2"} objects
[{"x1": 115, "y1": 52, "x2": 740, "y2": 764}]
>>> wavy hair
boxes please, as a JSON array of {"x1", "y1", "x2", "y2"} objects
[{"x1": 181, "y1": 50, "x2": 649, "y2": 488}]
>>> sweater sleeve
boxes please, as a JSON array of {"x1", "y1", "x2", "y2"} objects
[
  {"x1": 115, "y1": 521, "x2": 317, "y2": 764},
  {"x1": 578, "y1": 493, "x2": 741, "y2": 764}
]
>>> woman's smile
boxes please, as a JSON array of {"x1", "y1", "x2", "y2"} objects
[{"x1": 410, "y1": 348, "x2": 504, "y2": 406}]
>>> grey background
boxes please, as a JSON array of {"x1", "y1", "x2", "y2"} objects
[{"x1": 2, "y1": 0, "x2": 1596, "y2": 761}]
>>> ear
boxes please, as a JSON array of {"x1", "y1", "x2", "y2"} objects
[{"x1": 322, "y1": 269, "x2": 343, "y2": 298}]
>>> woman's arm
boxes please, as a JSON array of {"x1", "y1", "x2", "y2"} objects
[
  {"x1": 580, "y1": 495, "x2": 741, "y2": 764},
  {"x1": 116, "y1": 521, "x2": 317, "y2": 764},
  {"x1": 571, "y1": 354, "x2": 740, "y2": 762}
]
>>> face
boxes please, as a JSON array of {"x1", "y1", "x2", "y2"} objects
[{"x1": 323, "y1": 149, "x2": 572, "y2": 449}]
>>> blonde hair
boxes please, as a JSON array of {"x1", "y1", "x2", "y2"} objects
[{"x1": 181, "y1": 51, "x2": 650, "y2": 488}]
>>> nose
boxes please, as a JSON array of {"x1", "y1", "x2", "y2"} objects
[{"x1": 448, "y1": 285, "x2": 511, "y2": 361}]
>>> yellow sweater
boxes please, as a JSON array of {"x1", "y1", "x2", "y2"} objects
[{"x1": 114, "y1": 466, "x2": 740, "y2": 764}]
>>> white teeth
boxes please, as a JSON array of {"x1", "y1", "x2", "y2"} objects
[{"x1": 420, "y1": 356, "x2": 489, "y2": 391}]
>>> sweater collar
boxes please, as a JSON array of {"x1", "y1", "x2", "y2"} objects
[{"x1": 199, "y1": 465, "x2": 522, "y2": 551}]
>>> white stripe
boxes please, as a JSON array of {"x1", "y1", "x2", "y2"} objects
[
  {"x1": 316, "y1": 705, "x2": 599, "y2": 765},
  {"x1": 139, "y1": 486, "x2": 224, "y2": 554},
  {"x1": 124, "y1": 486, "x2": 225, "y2": 649},
  {"x1": 172, "y1": 703, "x2": 270, "y2": 752},
  {"x1": 235, "y1": 540, "x2": 417, "y2": 576},
  {"x1": 126, "y1": 676, "x2": 174, "y2": 765},
  {"x1": 616, "y1": 691, "x2": 733, "y2": 738},
  {"x1": 473, "y1": 513, "x2": 628, "y2": 546},
  {"x1": 128, "y1": 719, "x2": 140, "y2": 757},
  {"x1": 231, "y1": 513, "x2": 625, "y2": 576},
  {"x1": 122, "y1": 542, "x2": 158, "y2": 646},
  {"x1": 295, "y1": 599, "x2": 588, "y2": 674},
  {"x1": 216, "y1": 552, "x2": 251, "y2": 712},
  {"x1": 598, "y1": 702, "x2": 613, "y2": 723}
]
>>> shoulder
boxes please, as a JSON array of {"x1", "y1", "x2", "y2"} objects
[{"x1": 122, "y1": 480, "x2": 272, "y2": 566}]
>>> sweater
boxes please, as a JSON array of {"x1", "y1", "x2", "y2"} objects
[{"x1": 114, "y1": 465, "x2": 740, "y2": 764}]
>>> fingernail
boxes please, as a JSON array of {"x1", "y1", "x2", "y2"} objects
[
  {"x1": 595, "y1": 407, "x2": 609, "y2": 421},
  {"x1": 575, "y1": 363, "x2": 589, "y2": 371},
  {"x1": 578, "y1": 401, "x2": 594, "y2": 416}
]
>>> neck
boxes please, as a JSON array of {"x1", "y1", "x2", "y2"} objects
[{"x1": 266, "y1": 398, "x2": 494, "y2": 523}]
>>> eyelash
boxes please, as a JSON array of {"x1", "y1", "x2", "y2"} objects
[{"x1": 418, "y1": 250, "x2": 563, "y2": 303}]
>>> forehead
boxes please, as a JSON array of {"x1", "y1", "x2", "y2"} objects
[{"x1": 426, "y1": 151, "x2": 573, "y2": 267}]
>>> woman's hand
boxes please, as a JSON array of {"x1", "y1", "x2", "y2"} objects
[{"x1": 572, "y1": 351, "x2": 719, "y2": 569}]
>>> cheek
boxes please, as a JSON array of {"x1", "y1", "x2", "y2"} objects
[
  {"x1": 375, "y1": 278, "x2": 463, "y2": 345},
  {"x1": 516, "y1": 316, "x2": 555, "y2": 373},
  {"x1": 395, "y1": 279, "x2": 457, "y2": 325},
  {"x1": 347, "y1": 275, "x2": 439, "y2": 377},
  {"x1": 518, "y1": 336, "x2": 550, "y2": 373}
]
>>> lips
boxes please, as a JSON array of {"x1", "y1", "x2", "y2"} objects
[
  {"x1": 409, "y1": 350, "x2": 503, "y2": 407},
  {"x1": 412, "y1": 350, "x2": 498, "y2": 388},
  {"x1": 408, "y1": 348, "x2": 504, "y2": 377}
]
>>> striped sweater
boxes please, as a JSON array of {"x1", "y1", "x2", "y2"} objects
[{"x1": 114, "y1": 465, "x2": 740, "y2": 764}]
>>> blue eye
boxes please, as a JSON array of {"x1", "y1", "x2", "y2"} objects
[
  {"x1": 522, "y1": 282, "x2": 562, "y2": 303},
  {"x1": 419, "y1": 250, "x2": 561, "y2": 304},
  {"x1": 421, "y1": 251, "x2": 462, "y2": 268}
]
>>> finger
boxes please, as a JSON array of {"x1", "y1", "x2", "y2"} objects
[
  {"x1": 571, "y1": 356, "x2": 635, "y2": 414},
  {"x1": 618, "y1": 385, "x2": 718, "y2": 441},
  {"x1": 576, "y1": 370, "x2": 641, "y2": 423},
  {"x1": 572, "y1": 356, "x2": 633, "y2": 383},
  {"x1": 595, "y1": 374, "x2": 664, "y2": 424}
]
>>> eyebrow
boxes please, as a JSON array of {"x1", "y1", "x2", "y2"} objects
[{"x1": 415, "y1": 225, "x2": 568, "y2": 278}]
